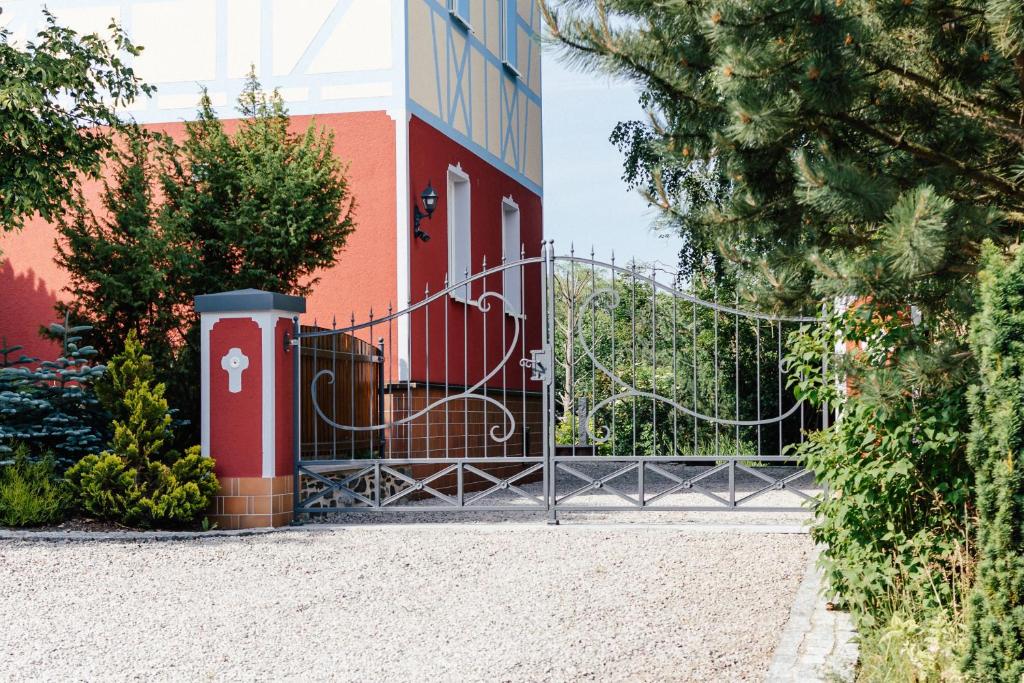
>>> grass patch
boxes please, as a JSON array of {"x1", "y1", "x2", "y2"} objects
[
  {"x1": 0, "y1": 446, "x2": 72, "y2": 527},
  {"x1": 857, "y1": 609, "x2": 965, "y2": 682}
]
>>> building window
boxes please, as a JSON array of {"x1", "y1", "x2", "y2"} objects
[
  {"x1": 448, "y1": 0, "x2": 471, "y2": 29},
  {"x1": 500, "y1": 0, "x2": 519, "y2": 75},
  {"x1": 502, "y1": 198, "x2": 522, "y2": 315},
  {"x1": 447, "y1": 165, "x2": 472, "y2": 301}
]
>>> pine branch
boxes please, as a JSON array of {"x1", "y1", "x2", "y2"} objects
[
  {"x1": 867, "y1": 56, "x2": 1024, "y2": 147},
  {"x1": 829, "y1": 112, "x2": 1024, "y2": 204},
  {"x1": 1016, "y1": 53, "x2": 1024, "y2": 107},
  {"x1": 540, "y1": 1, "x2": 721, "y2": 113}
]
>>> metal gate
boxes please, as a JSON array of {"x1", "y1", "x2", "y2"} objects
[{"x1": 292, "y1": 243, "x2": 825, "y2": 518}]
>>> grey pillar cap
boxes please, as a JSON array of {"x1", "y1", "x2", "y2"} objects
[{"x1": 194, "y1": 289, "x2": 306, "y2": 314}]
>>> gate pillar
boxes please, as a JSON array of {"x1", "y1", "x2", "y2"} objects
[{"x1": 194, "y1": 289, "x2": 305, "y2": 529}]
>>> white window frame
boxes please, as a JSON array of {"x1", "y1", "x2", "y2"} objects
[
  {"x1": 501, "y1": 197, "x2": 523, "y2": 316},
  {"x1": 500, "y1": 0, "x2": 520, "y2": 77},
  {"x1": 447, "y1": 164, "x2": 472, "y2": 303},
  {"x1": 448, "y1": 0, "x2": 472, "y2": 31}
]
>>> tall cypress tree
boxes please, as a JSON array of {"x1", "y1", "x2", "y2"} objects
[{"x1": 965, "y1": 242, "x2": 1024, "y2": 681}]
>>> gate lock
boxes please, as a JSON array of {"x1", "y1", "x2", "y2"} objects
[{"x1": 521, "y1": 349, "x2": 551, "y2": 382}]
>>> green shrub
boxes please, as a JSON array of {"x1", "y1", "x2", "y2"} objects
[
  {"x1": 787, "y1": 311, "x2": 973, "y2": 631},
  {"x1": 0, "y1": 319, "x2": 109, "y2": 464},
  {"x1": 963, "y1": 242, "x2": 1024, "y2": 681},
  {"x1": 67, "y1": 331, "x2": 217, "y2": 528},
  {"x1": 0, "y1": 445, "x2": 71, "y2": 527}
]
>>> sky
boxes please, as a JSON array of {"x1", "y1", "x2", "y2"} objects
[{"x1": 540, "y1": 50, "x2": 682, "y2": 269}]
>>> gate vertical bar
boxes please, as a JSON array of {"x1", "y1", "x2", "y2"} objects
[
  {"x1": 377, "y1": 338, "x2": 385, "y2": 458},
  {"x1": 822, "y1": 339, "x2": 830, "y2": 430},
  {"x1": 544, "y1": 242, "x2": 558, "y2": 523},
  {"x1": 292, "y1": 316, "x2": 301, "y2": 523},
  {"x1": 734, "y1": 294, "x2": 740, "y2": 454}
]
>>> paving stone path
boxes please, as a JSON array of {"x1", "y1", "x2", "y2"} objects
[{"x1": 765, "y1": 548, "x2": 858, "y2": 682}]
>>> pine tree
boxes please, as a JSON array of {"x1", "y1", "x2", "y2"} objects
[
  {"x1": 540, "y1": 0, "x2": 1024, "y2": 318},
  {"x1": 66, "y1": 331, "x2": 217, "y2": 528},
  {"x1": 0, "y1": 319, "x2": 109, "y2": 463},
  {"x1": 964, "y1": 242, "x2": 1024, "y2": 681}
]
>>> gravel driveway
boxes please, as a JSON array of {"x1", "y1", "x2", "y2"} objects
[{"x1": 0, "y1": 524, "x2": 812, "y2": 682}]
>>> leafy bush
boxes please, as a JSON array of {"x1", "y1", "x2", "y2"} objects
[
  {"x1": 963, "y1": 242, "x2": 1024, "y2": 681},
  {"x1": 0, "y1": 320, "x2": 109, "y2": 464},
  {"x1": 787, "y1": 310, "x2": 973, "y2": 630},
  {"x1": 0, "y1": 445, "x2": 71, "y2": 527},
  {"x1": 1, "y1": 9, "x2": 151, "y2": 232},
  {"x1": 66, "y1": 332, "x2": 217, "y2": 528}
]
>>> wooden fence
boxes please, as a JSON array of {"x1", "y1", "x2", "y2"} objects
[{"x1": 299, "y1": 325, "x2": 383, "y2": 460}]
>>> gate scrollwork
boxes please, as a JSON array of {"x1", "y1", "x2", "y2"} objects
[{"x1": 308, "y1": 290, "x2": 521, "y2": 444}]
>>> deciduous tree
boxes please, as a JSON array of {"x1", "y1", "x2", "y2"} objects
[{"x1": 0, "y1": 8, "x2": 151, "y2": 231}]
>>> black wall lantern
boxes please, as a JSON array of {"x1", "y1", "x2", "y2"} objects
[{"x1": 413, "y1": 181, "x2": 438, "y2": 242}]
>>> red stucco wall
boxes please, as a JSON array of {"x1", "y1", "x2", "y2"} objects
[
  {"x1": 209, "y1": 317, "x2": 262, "y2": 478},
  {"x1": 0, "y1": 110, "x2": 397, "y2": 363},
  {"x1": 406, "y1": 116, "x2": 544, "y2": 392}
]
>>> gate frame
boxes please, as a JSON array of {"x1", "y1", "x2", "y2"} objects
[{"x1": 289, "y1": 243, "x2": 827, "y2": 521}]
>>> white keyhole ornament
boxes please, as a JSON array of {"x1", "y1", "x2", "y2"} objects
[{"x1": 220, "y1": 348, "x2": 250, "y2": 393}]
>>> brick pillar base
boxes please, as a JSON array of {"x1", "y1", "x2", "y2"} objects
[{"x1": 210, "y1": 476, "x2": 294, "y2": 530}]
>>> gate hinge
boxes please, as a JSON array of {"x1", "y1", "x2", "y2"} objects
[{"x1": 521, "y1": 349, "x2": 551, "y2": 382}]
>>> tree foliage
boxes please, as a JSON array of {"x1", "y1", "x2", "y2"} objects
[
  {"x1": 66, "y1": 332, "x2": 217, "y2": 528},
  {"x1": 55, "y1": 136, "x2": 188, "y2": 375},
  {"x1": 964, "y1": 242, "x2": 1024, "y2": 680},
  {"x1": 0, "y1": 8, "x2": 152, "y2": 231},
  {"x1": 56, "y1": 74, "x2": 356, "y2": 433}
]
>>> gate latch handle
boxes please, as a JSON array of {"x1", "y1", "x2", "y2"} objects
[{"x1": 521, "y1": 349, "x2": 551, "y2": 382}]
